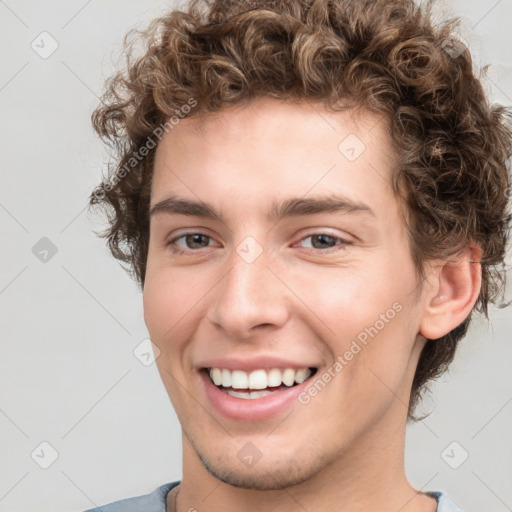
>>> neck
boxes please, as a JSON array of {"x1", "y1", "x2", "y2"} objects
[{"x1": 172, "y1": 402, "x2": 437, "y2": 512}]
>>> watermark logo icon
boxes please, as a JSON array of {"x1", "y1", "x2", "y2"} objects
[
  {"x1": 441, "y1": 441, "x2": 469, "y2": 469},
  {"x1": 32, "y1": 237, "x2": 58, "y2": 263},
  {"x1": 31, "y1": 32, "x2": 59, "y2": 59},
  {"x1": 31, "y1": 441, "x2": 59, "y2": 469},
  {"x1": 236, "y1": 236, "x2": 263, "y2": 264},
  {"x1": 237, "y1": 442, "x2": 262, "y2": 468},
  {"x1": 441, "y1": 35, "x2": 468, "y2": 59},
  {"x1": 338, "y1": 134, "x2": 366, "y2": 162},
  {"x1": 133, "y1": 338, "x2": 161, "y2": 366}
]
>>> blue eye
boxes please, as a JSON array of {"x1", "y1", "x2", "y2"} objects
[
  {"x1": 166, "y1": 231, "x2": 349, "y2": 255},
  {"x1": 297, "y1": 233, "x2": 347, "y2": 251}
]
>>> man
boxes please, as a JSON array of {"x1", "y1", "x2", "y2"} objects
[{"x1": 85, "y1": 0, "x2": 511, "y2": 510}]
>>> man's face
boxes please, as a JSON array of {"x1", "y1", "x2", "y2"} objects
[{"x1": 143, "y1": 97, "x2": 428, "y2": 489}]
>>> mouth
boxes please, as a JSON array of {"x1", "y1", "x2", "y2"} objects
[{"x1": 204, "y1": 367, "x2": 318, "y2": 400}]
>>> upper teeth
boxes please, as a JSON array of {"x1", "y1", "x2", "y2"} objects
[{"x1": 208, "y1": 368, "x2": 312, "y2": 389}]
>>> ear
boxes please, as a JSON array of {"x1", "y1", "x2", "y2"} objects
[{"x1": 419, "y1": 244, "x2": 482, "y2": 340}]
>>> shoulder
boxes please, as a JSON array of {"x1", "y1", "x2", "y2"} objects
[
  {"x1": 82, "y1": 481, "x2": 180, "y2": 512},
  {"x1": 429, "y1": 491, "x2": 464, "y2": 512}
]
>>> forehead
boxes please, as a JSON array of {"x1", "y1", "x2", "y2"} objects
[
  {"x1": 151, "y1": 97, "x2": 398, "y2": 221},
  {"x1": 161, "y1": 97, "x2": 390, "y2": 155}
]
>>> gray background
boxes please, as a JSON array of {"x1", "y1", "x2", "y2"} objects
[{"x1": 0, "y1": 1, "x2": 511, "y2": 511}]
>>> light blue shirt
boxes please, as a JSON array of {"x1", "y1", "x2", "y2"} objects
[{"x1": 83, "y1": 482, "x2": 463, "y2": 512}]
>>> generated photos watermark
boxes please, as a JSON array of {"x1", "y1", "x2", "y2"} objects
[{"x1": 298, "y1": 301, "x2": 403, "y2": 405}]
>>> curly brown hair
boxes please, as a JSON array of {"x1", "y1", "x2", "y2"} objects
[{"x1": 88, "y1": 0, "x2": 512, "y2": 420}]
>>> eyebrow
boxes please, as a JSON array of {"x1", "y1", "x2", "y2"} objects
[{"x1": 149, "y1": 193, "x2": 375, "y2": 221}]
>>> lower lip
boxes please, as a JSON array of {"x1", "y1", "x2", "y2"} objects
[{"x1": 201, "y1": 371, "x2": 312, "y2": 421}]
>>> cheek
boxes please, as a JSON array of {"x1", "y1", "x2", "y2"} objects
[
  {"x1": 290, "y1": 261, "x2": 406, "y2": 337},
  {"x1": 293, "y1": 255, "x2": 419, "y2": 378},
  {"x1": 143, "y1": 267, "x2": 202, "y2": 397},
  {"x1": 143, "y1": 270, "x2": 172, "y2": 339},
  {"x1": 143, "y1": 264, "x2": 199, "y2": 342}
]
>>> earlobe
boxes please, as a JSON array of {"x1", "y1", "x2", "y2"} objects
[{"x1": 419, "y1": 245, "x2": 482, "y2": 340}]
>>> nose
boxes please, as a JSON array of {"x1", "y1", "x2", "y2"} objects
[{"x1": 207, "y1": 243, "x2": 290, "y2": 340}]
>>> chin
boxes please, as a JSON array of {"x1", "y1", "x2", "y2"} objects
[
  {"x1": 191, "y1": 437, "x2": 330, "y2": 491},
  {"x1": 202, "y1": 459, "x2": 313, "y2": 490}
]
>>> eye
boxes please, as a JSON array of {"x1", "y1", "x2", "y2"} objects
[
  {"x1": 296, "y1": 233, "x2": 349, "y2": 252},
  {"x1": 166, "y1": 231, "x2": 350, "y2": 255},
  {"x1": 167, "y1": 232, "x2": 217, "y2": 254}
]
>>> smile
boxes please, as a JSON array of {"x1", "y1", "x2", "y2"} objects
[{"x1": 207, "y1": 367, "x2": 317, "y2": 400}]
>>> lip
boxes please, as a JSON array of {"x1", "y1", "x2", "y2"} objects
[
  {"x1": 197, "y1": 355, "x2": 320, "y2": 372},
  {"x1": 200, "y1": 369, "x2": 316, "y2": 422}
]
